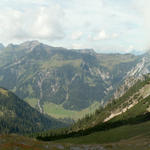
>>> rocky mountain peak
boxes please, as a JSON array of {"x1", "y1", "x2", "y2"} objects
[
  {"x1": 75, "y1": 48, "x2": 95, "y2": 54},
  {"x1": 20, "y1": 40, "x2": 41, "y2": 49},
  {"x1": 6, "y1": 43, "x2": 18, "y2": 49}
]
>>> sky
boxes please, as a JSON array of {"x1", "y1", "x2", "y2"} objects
[{"x1": 0, "y1": 0, "x2": 149, "y2": 53}]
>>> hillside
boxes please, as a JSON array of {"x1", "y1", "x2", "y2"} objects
[
  {"x1": 34, "y1": 74, "x2": 150, "y2": 146},
  {"x1": 71, "y1": 74, "x2": 150, "y2": 130},
  {"x1": 0, "y1": 41, "x2": 140, "y2": 120},
  {"x1": 1, "y1": 78, "x2": 150, "y2": 150},
  {"x1": 0, "y1": 88, "x2": 66, "y2": 134},
  {"x1": 1, "y1": 134, "x2": 150, "y2": 150}
]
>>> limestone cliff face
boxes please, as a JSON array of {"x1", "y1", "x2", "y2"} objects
[
  {"x1": 113, "y1": 52, "x2": 150, "y2": 100},
  {"x1": 113, "y1": 76, "x2": 143, "y2": 99}
]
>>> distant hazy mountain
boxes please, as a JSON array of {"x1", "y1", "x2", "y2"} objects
[
  {"x1": 0, "y1": 43, "x2": 4, "y2": 50},
  {"x1": 0, "y1": 87, "x2": 66, "y2": 134},
  {"x1": 0, "y1": 41, "x2": 149, "y2": 120}
]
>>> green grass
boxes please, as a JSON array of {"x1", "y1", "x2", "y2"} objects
[
  {"x1": 41, "y1": 57, "x2": 83, "y2": 69},
  {"x1": 43, "y1": 102, "x2": 76, "y2": 119},
  {"x1": 0, "y1": 111, "x2": 4, "y2": 116},
  {"x1": 109, "y1": 95, "x2": 150, "y2": 123},
  {"x1": 27, "y1": 85, "x2": 34, "y2": 95},
  {"x1": 97, "y1": 54, "x2": 137, "y2": 71},
  {"x1": 24, "y1": 98, "x2": 39, "y2": 108},
  {"x1": 0, "y1": 88, "x2": 8, "y2": 96},
  {"x1": 43, "y1": 101, "x2": 100, "y2": 120},
  {"x1": 1, "y1": 133, "x2": 150, "y2": 150},
  {"x1": 24, "y1": 98, "x2": 100, "y2": 120},
  {"x1": 57, "y1": 120, "x2": 150, "y2": 144}
]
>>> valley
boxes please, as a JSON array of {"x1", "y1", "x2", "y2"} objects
[
  {"x1": 0, "y1": 41, "x2": 150, "y2": 149},
  {"x1": 32, "y1": 74, "x2": 150, "y2": 150},
  {"x1": 0, "y1": 0, "x2": 149, "y2": 149},
  {"x1": 0, "y1": 41, "x2": 142, "y2": 120}
]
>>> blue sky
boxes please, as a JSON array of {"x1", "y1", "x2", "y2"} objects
[{"x1": 0, "y1": 0, "x2": 149, "y2": 53}]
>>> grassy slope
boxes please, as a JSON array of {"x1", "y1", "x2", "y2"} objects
[
  {"x1": 71, "y1": 76, "x2": 150, "y2": 130},
  {"x1": 96, "y1": 53, "x2": 137, "y2": 71},
  {"x1": 24, "y1": 98, "x2": 100, "y2": 120},
  {"x1": 43, "y1": 101, "x2": 100, "y2": 120},
  {"x1": 1, "y1": 125, "x2": 150, "y2": 150},
  {"x1": 34, "y1": 75, "x2": 150, "y2": 150},
  {"x1": 58, "y1": 120, "x2": 150, "y2": 144},
  {"x1": 1, "y1": 77, "x2": 150, "y2": 150},
  {"x1": 53, "y1": 76, "x2": 150, "y2": 146},
  {"x1": 1, "y1": 132, "x2": 150, "y2": 150}
]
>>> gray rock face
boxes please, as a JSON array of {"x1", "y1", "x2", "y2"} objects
[{"x1": 113, "y1": 52, "x2": 150, "y2": 99}]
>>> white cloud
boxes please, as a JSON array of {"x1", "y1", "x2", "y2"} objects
[
  {"x1": 71, "y1": 43, "x2": 85, "y2": 49},
  {"x1": 135, "y1": 0, "x2": 150, "y2": 47},
  {"x1": 30, "y1": 6, "x2": 65, "y2": 40},
  {"x1": 112, "y1": 33, "x2": 119, "y2": 38},
  {"x1": 71, "y1": 31, "x2": 83, "y2": 40},
  {"x1": 124, "y1": 45, "x2": 134, "y2": 53},
  {"x1": 135, "y1": 0, "x2": 150, "y2": 27},
  {"x1": 0, "y1": 4, "x2": 65, "y2": 43},
  {"x1": 93, "y1": 30, "x2": 119, "y2": 41},
  {"x1": 0, "y1": 0, "x2": 147, "y2": 53},
  {"x1": 94, "y1": 30, "x2": 108, "y2": 40}
]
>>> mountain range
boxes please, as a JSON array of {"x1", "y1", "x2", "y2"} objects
[
  {"x1": 0, "y1": 41, "x2": 150, "y2": 149},
  {"x1": 0, "y1": 41, "x2": 149, "y2": 121}
]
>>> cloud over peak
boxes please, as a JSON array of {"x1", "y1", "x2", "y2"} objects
[{"x1": 0, "y1": 0, "x2": 148, "y2": 53}]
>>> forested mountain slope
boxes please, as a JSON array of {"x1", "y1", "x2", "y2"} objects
[
  {"x1": 0, "y1": 41, "x2": 140, "y2": 120},
  {"x1": 0, "y1": 88, "x2": 66, "y2": 134}
]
